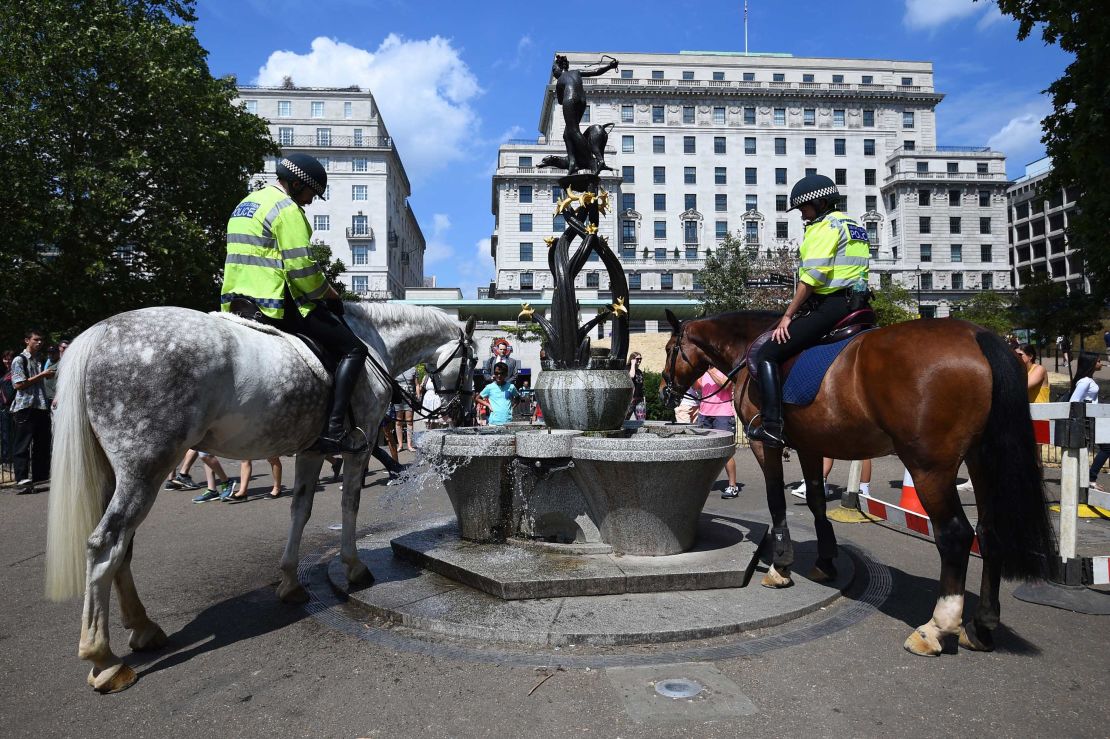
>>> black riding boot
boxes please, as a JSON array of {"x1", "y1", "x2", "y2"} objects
[
  {"x1": 314, "y1": 354, "x2": 369, "y2": 454},
  {"x1": 748, "y1": 360, "x2": 785, "y2": 448}
]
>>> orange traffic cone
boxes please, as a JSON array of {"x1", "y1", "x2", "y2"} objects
[{"x1": 900, "y1": 469, "x2": 926, "y2": 515}]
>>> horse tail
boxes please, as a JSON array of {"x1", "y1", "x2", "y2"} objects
[
  {"x1": 45, "y1": 322, "x2": 113, "y2": 601},
  {"x1": 974, "y1": 330, "x2": 1057, "y2": 580}
]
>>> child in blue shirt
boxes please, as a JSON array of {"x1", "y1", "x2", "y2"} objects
[{"x1": 476, "y1": 362, "x2": 518, "y2": 425}]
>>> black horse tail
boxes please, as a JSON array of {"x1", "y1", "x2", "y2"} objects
[{"x1": 974, "y1": 331, "x2": 1058, "y2": 580}]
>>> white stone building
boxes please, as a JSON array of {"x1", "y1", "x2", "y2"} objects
[
  {"x1": 236, "y1": 85, "x2": 425, "y2": 299},
  {"x1": 489, "y1": 50, "x2": 1014, "y2": 319},
  {"x1": 1007, "y1": 157, "x2": 1086, "y2": 294}
]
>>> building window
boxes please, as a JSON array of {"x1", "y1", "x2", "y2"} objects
[
  {"x1": 342, "y1": 101, "x2": 353, "y2": 119},
  {"x1": 977, "y1": 162, "x2": 989, "y2": 174},
  {"x1": 903, "y1": 140, "x2": 916, "y2": 151},
  {"x1": 311, "y1": 101, "x2": 324, "y2": 118},
  {"x1": 863, "y1": 109, "x2": 875, "y2": 127},
  {"x1": 804, "y1": 108, "x2": 815, "y2": 126},
  {"x1": 774, "y1": 137, "x2": 786, "y2": 156},
  {"x1": 980, "y1": 244, "x2": 992, "y2": 262},
  {"x1": 716, "y1": 221, "x2": 728, "y2": 240},
  {"x1": 586, "y1": 272, "x2": 599, "y2": 288},
  {"x1": 745, "y1": 167, "x2": 757, "y2": 185},
  {"x1": 804, "y1": 138, "x2": 816, "y2": 156},
  {"x1": 862, "y1": 75, "x2": 874, "y2": 85},
  {"x1": 661, "y1": 273, "x2": 673, "y2": 290},
  {"x1": 889, "y1": 193, "x2": 898, "y2": 209},
  {"x1": 652, "y1": 70, "x2": 664, "y2": 79},
  {"x1": 654, "y1": 221, "x2": 667, "y2": 239},
  {"x1": 622, "y1": 166, "x2": 635, "y2": 184},
  {"x1": 278, "y1": 127, "x2": 293, "y2": 145},
  {"x1": 353, "y1": 157, "x2": 368, "y2": 172},
  {"x1": 865, "y1": 195, "x2": 877, "y2": 212},
  {"x1": 553, "y1": 215, "x2": 566, "y2": 231},
  {"x1": 684, "y1": 136, "x2": 696, "y2": 154},
  {"x1": 776, "y1": 194, "x2": 788, "y2": 212},
  {"x1": 919, "y1": 216, "x2": 931, "y2": 234},
  {"x1": 654, "y1": 193, "x2": 667, "y2": 211},
  {"x1": 950, "y1": 216, "x2": 961, "y2": 234},
  {"x1": 776, "y1": 221, "x2": 789, "y2": 238},
  {"x1": 653, "y1": 136, "x2": 665, "y2": 154},
  {"x1": 713, "y1": 136, "x2": 726, "y2": 154},
  {"x1": 917, "y1": 161, "x2": 929, "y2": 174},
  {"x1": 743, "y1": 72, "x2": 755, "y2": 81},
  {"x1": 806, "y1": 167, "x2": 817, "y2": 176},
  {"x1": 621, "y1": 105, "x2": 634, "y2": 123},
  {"x1": 622, "y1": 135, "x2": 635, "y2": 153},
  {"x1": 744, "y1": 194, "x2": 757, "y2": 211},
  {"x1": 316, "y1": 128, "x2": 331, "y2": 146},
  {"x1": 519, "y1": 242, "x2": 533, "y2": 262},
  {"x1": 832, "y1": 74, "x2": 844, "y2": 83},
  {"x1": 774, "y1": 108, "x2": 786, "y2": 125},
  {"x1": 277, "y1": 100, "x2": 291, "y2": 117},
  {"x1": 834, "y1": 169, "x2": 846, "y2": 186},
  {"x1": 621, "y1": 193, "x2": 635, "y2": 211},
  {"x1": 947, "y1": 162, "x2": 959, "y2": 174},
  {"x1": 744, "y1": 107, "x2": 756, "y2": 124},
  {"x1": 684, "y1": 167, "x2": 696, "y2": 184},
  {"x1": 775, "y1": 167, "x2": 787, "y2": 185},
  {"x1": 684, "y1": 220, "x2": 698, "y2": 243},
  {"x1": 313, "y1": 215, "x2": 330, "y2": 231},
  {"x1": 946, "y1": 190, "x2": 959, "y2": 206},
  {"x1": 621, "y1": 68, "x2": 633, "y2": 79},
  {"x1": 351, "y1": 275, "x2": 368, "y2": 293},
  {"x1": 980, "y1": 217, "x2": 992, "y2": 234},
  {"x1": 552, "y1": 185, "x2": 561, "y2": 202},
  {"x1": 351, "y1": 215, "x2": 369, "y2": 235},
  {"x1": 713, "y1": 106, "x2": 725, "y2": 124},
  {"x1": 903, "y1": 111, "x2": 915, "y2": 128},
  {"x1": 629, "y1": 273, "x2": 641, "y2": 289},
  {"x1": 865, "y1": 169, "x2": 876, "y2": 186},
  {"x1": 519, "y1": 213, "x2": 532, "y2": 232},
  {"x1": 951, "y1": 244, "x2": 963, "y2": 262},
  {"x1": 864, "y1": 139, "x2": 875, "y2": 156},
  {"x1": 686, "y1": 244, "x2": 698, "y2": 259},
  {"x1": 715, "y1": 167, "x2": 727, "y2": 185},
  {"x1": 352, "y1": 184, "x2": 367, "y2": 201},
  {"x1": 803, "y1": 73, "x2": 815, "y2": 83},
  {"x1": 683, "y1": 106, "x2": 695, "y2": 123},
  {"x1": 520, "y1": 272, "x2": 533, "y2": 290},
  {"x1": 867, "y1": 221, "x2": 879, "y2": 241},
  {"x1": 833, "y1": 109, "x2": 845, "y2": 126},
  {"x1": 773, "y1": 73, "x2": 785, "y2": 82},
  {"x1": 352, "y1": 128, "x2": 364, "y2": 147},
  {"x1": 891, "y1": 219, "x2": 898, "y2": 237},
  {"x1": 653, "y1": 166, "x2": 666, "y2": 184},
  {"x1": 981, "y1": 273, "x2": 993, "y2": 289},
  {"x1": 652, "y1": 105, "x2": 664, "y2": 123},
  {"x1": 318, "y1": 156, "x2": 331, "y2": 171},
  {"x1": 713, "y1": 71, "x2": 725, "y2": 81},
  {"x1": 581, "y1": 105, "x2": 590, "y2": 123},
  {"x1": 834, "y1": 138, "x2": 846, "y2": 156},
  {"x1": 745, "y1": 137, "x2": 756, "y2": 155},
  {"x1": 244, "y1": 99, "x2": 258, "y2": 114},
  {"x1": 682, "y1": 70, "x2": 694, "y2": 80},
  {"x1": 519, "y1": 185, "x2": 532, "y2": 203},
  {"x1": 621, "y1": 220, "x2": 636, "y2": 244},
  {"x1": 920, "y1": 244, "x2": 932, "y2": 262},
  {"x1": 715, "y1": 193, "x2": 728, "y2": 212},
  {"x1": 919, "y1": 189, "x2": 931, "y2": 206},
  {"x1": 952, "y1": 272, "x2": 964, "y2": 290},
  {"x1": 979, "y1": 190, "x2": 991, "y2": 207}
]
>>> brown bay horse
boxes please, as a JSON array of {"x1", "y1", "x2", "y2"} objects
[{"x1": 661, "y1": 310, "x2": 1056, "y2": 656}]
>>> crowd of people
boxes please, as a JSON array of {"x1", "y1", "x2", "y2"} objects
[{"x1": 0, "y1": 329, "x2": 68, "y2": 493}]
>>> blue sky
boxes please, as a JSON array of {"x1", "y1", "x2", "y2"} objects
[{"x1": 194, "y1": 0, "x2": 1069, "y2": 295}]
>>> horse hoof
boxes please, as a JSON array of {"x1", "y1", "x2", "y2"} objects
[
  {"x1": 128, "y1": 622, "x2": 168, "y2": 652},
  {"x1": 346, "y1": 562, "x2": 375, "y2": 588},
  {"x1": 89, "y1": 663, "x2": 137, "y2": 694},
  {"x1": 903, "y1": 627, "x2": 942, "y2": 657},
  {"x1": 959, "y1": 622, "x2": 995, "y2": 652},
  {"x1": 807, "y1": 560, "x2": 838, "y2": 583},
  {"x1": 277, "y1": 581, "x2": 310, "y2": 604},
  {"x1": 761, "y1": 565, "x2": 794, "y2": 589}
]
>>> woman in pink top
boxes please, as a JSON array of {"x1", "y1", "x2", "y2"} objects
[{"x1": 695, "y1": 367, "x2": 740, "y2": 499}]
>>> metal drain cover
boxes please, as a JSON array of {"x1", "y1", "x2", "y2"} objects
[{"x1": 654, "y1": 678, "x2": 705, "y2": 699}]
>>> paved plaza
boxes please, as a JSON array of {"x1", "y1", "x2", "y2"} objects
[{"x1": 1, "y1": 444, "x2": 1108, "y2": 738}]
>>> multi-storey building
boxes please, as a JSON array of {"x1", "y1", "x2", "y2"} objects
[
  {"x1": 1007, "y1": 157, "x2": 1086, "y2": 293},
  {"x1": 236, "y1": 85, "x2": 425, "y2": 299},
  {"x1": 880, "y1": 147, "x2": 1011, "y2": 317},
  {"x1": 489, "y1": 50, "x2": 1014, "y2": 320}
]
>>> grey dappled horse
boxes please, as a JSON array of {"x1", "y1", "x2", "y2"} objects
[{"x1": 45, "y1": 302, "x2": 476, "y2": 693}]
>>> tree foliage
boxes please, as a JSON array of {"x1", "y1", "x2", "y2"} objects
[
  {"x1": 696, "y1": 233, "x2": 754, "y2": 314},
  {"x1": 951, "y1": 290, "x2": 1013, "y2": 334},
  {"x1": 309, "y1": 241, "x2": 358, "y2": 301},
  {"x1": 870, "y1": 281, "x2": 917, "y2": 326},
  {"x1": 1012, "y1": 270, "x2": 1103, "y2": 343},
  {"x1": 0, "y1": 0, "x2": 277, "y2": 346},
  {"x1": 994, "y1": 0, "x2": 1110, "y2": 299}
]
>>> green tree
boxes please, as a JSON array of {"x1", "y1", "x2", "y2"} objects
[
  {"x1": 309, "y1": 241, "x2": 358, "y2": 301},
  {"x1": 0, "y1": 0, "x2": 277, "y2": 346},
  {"x1": 870, "y1": 281, "x2": 916, "y2": 326},
  {"x1": 994, "y1": 0, "x2": 1110, "y2": 299},
  {"x1": 696, "y1": 232, "x2": 755, "y2": 314},
  {"x1": 952, "y1": 290, "x2": 1013, "y2": 334},
  {"x1": 1012, "y1": 270, "x2": 1102, "y2": 344}
]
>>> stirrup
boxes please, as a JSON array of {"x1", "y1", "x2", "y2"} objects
[
  {"x1": 312, "y1": 426, "x2": 370, "y2": 455},
  {"x1": 746, "y1": 414, "x2": 785, "y2": 448}
]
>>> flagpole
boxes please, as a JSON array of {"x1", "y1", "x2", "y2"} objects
[{"x1": 744, "y1": 1, "x2": 749, "y2": 55}]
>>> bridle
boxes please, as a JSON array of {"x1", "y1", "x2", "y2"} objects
[
  {"x1": 661, "y1": 319, "x2": 747, "y2": 408},
  {"x1": 362, "y1": 330, "x2": 476, "y2": 423}
]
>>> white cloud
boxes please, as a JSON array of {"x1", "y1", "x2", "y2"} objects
[
  {"x1": 455, "y1": 237, "x2": 495, "y2": 297},
  {"x1": 424, "y1": 213, "x2": 454, "y2": 264},
  {"x1": 255, "y1": 35, "x2": 482, "y2": 181},
  {"x1": 903, "y1": 0, "x2": 992, "y2": 30},
  {"x1": 988, "y1": 108, "x2": 1049, "y2": 161}
]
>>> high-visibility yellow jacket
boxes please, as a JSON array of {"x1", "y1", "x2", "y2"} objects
[
  {"x1": 220, "y1": 185, "x2": 327, "y2": 319},
  {"x1": 797, "y1": 210, "x2": 870, "y2": 294}
]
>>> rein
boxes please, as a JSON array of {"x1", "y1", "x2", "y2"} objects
[{"x1": 664, "y1": 321, "x2": 747, "y2": 403}]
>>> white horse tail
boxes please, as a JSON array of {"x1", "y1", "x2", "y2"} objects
[{"x1": 45, "y1": 322, "x2": 113, "y2": 601}]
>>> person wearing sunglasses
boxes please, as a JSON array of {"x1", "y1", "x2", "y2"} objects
[{"x1": 475, "y1": 362, "x2": 519, "y2": 426}]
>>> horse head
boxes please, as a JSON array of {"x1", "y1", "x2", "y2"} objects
[
  {"x1": 661, "y1": 309, "x2": 711, "y2": 409},
  {"x1": 427, "y1": 315, "x2": 478, "y2": 427}
]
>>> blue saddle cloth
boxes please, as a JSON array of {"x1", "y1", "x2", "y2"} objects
[{"x1": 782, "y1": 335, "x2": 858, "y2": 406}]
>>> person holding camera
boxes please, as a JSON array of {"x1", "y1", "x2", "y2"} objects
[
  {"x1": 626, "y1": 352, "x2": 646, "y2": 421},
  {"x1": 10, "y1": 328, "x2": 54, "y2": 490}
]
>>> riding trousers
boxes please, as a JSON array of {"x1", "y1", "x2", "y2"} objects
[{"x1": 754, "y1": 289, "x2": 853, "y2": 366}]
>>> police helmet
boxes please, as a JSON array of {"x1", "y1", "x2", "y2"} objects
[
  {"x1": 787, "y1": 174, "x2": 839, "y2": 211},
  {"x1": 277, "y1": 153, "x2": 328, "y2": 200}
]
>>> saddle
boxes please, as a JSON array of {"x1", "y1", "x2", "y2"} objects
[
  {"x1": 745, "y1": 308, "x2": 877, "y2": 406},
  {"x1": 228, "y1": 297, "x2": 339, "y2": 375}
]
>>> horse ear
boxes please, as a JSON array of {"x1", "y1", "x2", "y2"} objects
[
  {"x1": 665, "y1": 309, "x2": 682, "y2": 334},
  {"x1": 463, "y1": 316, "x2": 476, "y2": 336}
]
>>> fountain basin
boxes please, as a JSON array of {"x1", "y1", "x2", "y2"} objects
[
  {"x1": 420, "y1": 428, "x2": 517, "y2": 543},
  {"x1": 533, "y1": 368, "x2": 632, "y2": 431}
]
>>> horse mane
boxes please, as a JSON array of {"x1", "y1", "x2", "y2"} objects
[{"x1": 344, "y1": 301, "x2": 459, "y2": 335}]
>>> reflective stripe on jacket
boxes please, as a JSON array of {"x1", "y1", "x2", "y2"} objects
[
  {"x1": 220, "y1": 185, "x2": 326, "y2": 319},
  {"x1": 797, "y1": 210, "x2": 870, "y2": 294}
]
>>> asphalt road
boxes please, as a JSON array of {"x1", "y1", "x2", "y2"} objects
[{"x1": 1, "y1": 448, "x2": 1107, "y2": 738}]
